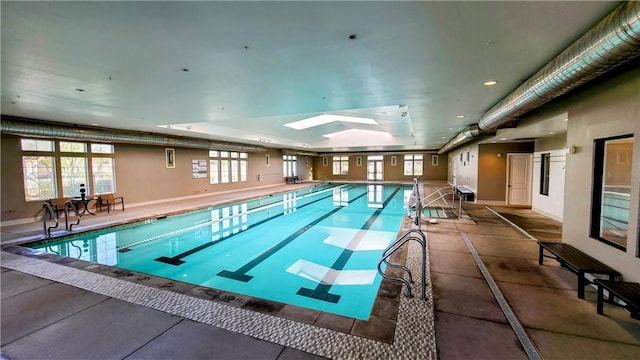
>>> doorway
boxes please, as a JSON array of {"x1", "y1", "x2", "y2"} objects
[
  {"x1": 506, "y1": 153, "x2": 533, "y2": 205},
  {"x1": 367, "y1": 156, "x2": 384, "y2": 181}
]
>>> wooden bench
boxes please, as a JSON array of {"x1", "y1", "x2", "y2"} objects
[
  {"x1": 595, "y1": 279, "x2": 640, "y2": 319},
  {"x1": 538, "y1": 241, "x2": 620, "y2": 299},
  {"x1": 455, "y1": 186, "x2": 475, "y2": 201}
]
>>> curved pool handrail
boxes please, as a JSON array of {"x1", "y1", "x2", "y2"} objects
[{"x1": 377, "y1": 228, "x2": 427, "y2": 299}]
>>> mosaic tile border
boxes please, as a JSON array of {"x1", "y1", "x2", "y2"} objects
[{"x1": 1, "y1": 226, "x2": 436, "y2": 359}]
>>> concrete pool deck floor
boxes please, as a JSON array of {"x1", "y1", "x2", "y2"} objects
[{"x1": 2, "y1": 182, "x2": 640, "y2": 359}]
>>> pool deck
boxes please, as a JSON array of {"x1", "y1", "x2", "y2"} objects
[{"x1": 2, "y1": 182, "x2": 639, "y2": 359}]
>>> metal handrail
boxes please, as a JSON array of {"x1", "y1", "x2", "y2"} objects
[
  {"x1": 42, "y1": 202, "x2": 59, "y2": 237},
  {"x1": 377, "y1": 229, "x2": 427, "y2": 299},
  {"x1": 64, "y1": 200, "x2": 81, "y2": 231},
  {"x1": 420, "y1": 185, "x2": 454, "y2": 204}
]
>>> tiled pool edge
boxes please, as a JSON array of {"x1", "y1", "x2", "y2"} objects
[{"x1": 0, "y1": 228, "x2": 435, "y2": 359}]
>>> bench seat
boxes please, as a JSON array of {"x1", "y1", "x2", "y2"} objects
[
  {"x1": 595, "y1": 279, "x2": 640, "y2": 319},
  {"x1": 538, "y1": 241, "x2": 620, "y2": 299},
  {"x1": 455, "y1": 186, "x2": 474, "y2": 201}
]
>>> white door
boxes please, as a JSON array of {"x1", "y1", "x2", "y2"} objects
[
  {"x1": 367, "y1": 160, "x2": 383, "y2": 181},
  {"x1": 506, "y1": 153, "x2": 532, "y2": 206}
]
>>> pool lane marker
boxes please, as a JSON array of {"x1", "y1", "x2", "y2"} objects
[
  {"x1": 123, "y1": 185, "x2": 345, "y2": 252},
  {"x1": 217, "y1": 190, "x2": 370, "y2": 282},
  {"x1": 461, "y1": 233, "x2": 542, "y2": 360},
  {"x1": 297, "y1": 187, "x2": 402, "y2": 303},
  {"x1": 155, "y1": 188, "x2": 350, "y2": 265}
]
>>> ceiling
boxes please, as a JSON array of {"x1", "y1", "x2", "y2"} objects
[{"x1": 0, "y1": 1, "x2": 621, "y2": 153}]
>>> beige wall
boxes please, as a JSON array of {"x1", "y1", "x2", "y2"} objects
[
  {"x1": 477, "y1": 143, "x2": 535, "y2": 202},
  {"x1": 313, "y1": 153, "x2": 447, "y2": 182},
  {"x1": 0, "y1": 137, "x2": 287, "y2": 223},
  {"x1": 562, "y1": 63, "x2": 640, "y2": 281}
]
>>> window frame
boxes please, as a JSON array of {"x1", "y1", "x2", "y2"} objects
[
  {"x1": 540, "y1": 153, "x2": 550, "y2": 196},
  {"x1": 590, "y1": 134, "x2": 634, "y2": 251}
]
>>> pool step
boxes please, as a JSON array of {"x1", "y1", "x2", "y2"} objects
[{"x1": 422, "y1": 206, "x2": 456, "y2": 219}]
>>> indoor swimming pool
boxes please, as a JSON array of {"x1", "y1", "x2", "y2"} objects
[{"x1": 28, "y1": 183, "x2": 411, "y2": 319}]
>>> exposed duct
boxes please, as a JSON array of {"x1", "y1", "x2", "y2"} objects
[
  {"x1": 0, "y1": 117, "x2": 266, "y2": 152},
  {"x1": 437, "y1": 125, "x2": 496, "y2": 154},
  {"x1": 282, "y1": 149, "x2": 319, "y2": 157},
  {"x1": 439, "y1": 1, "x2": 640, "y2": 154}
]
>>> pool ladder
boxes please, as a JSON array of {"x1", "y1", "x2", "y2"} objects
[
  {"x1": 42, "y1": 200, "x2": 82, "y2": 237},
  {"x1": 377, "y1": 229, "x2": 427, "y2": 299}
]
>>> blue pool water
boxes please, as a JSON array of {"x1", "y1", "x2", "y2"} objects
[{"x1": 29, "y1": 183, "x2": 411, "y2": 319}]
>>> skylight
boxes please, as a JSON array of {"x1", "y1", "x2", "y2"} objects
[{"x1": 284, "y1": 114, "x2": 378, "y2": 130}]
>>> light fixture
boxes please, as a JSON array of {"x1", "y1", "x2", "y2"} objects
[
  {"x1": 549, "y1": 131, "x2": 556, "y2": 135},
  {"x1": 456, "y1": 115, "x2": 465, "y2": 119},
  {"x1": 483, "y1": 80, "x2": 498, "y2": 86},
  {"x1": 500, "y1": 137, "x2": 508, "y2": 141}
]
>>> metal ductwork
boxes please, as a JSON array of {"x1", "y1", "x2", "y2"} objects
[
  {"x1": 0, "y1": 117, "x2": 266, "y2": 152},
  {"x1": 439, "y1": 1, "x2": 640, "y2": 154},
  {"x1": 438, "y1": 125, "x2": 496, "y2": 154}
]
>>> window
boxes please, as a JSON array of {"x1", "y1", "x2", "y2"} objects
[
  {"x1": 221, "y1": 159, "x2": 230, "y2": 183},
  {"x1": 20, "y1": 138, "x2": 116, "y2": 201},
  {"x1": 283, "y1": 155, "x2": 297, "y2": 177},
  {"x1": 209, "y1": 160, "x2": 219, "y2": 184},
  {"x1": 91, "y1": 143, "x2": 114, "y2": 154},
  {"x1": 92, "y1": 158, "x2": 115, "y2": 194},
  {"x1": 209, "y1": 151, "x2": 248, "y2": 184},
  {"x1": 59, "y1": 141, "x2": 87, "y2": 153},
  {"x1": 22, "y1": 156, "x2": 57, "y2": 201},
  {"x1": 590, "y1": 135, "x2": 634, "y2": 250},
  {"x1": 540, "y1": 153, "x2": 550, "y2": 196},
  {"x1": 60, "y1": 157, "x2": 88, "y2": 197},
  {"x1": 21, "y1": 139, "x2": 54, "y2": 152},
  {"x1": 332, "y1": 156, "x2": 349, "y2": 175},
  {"x1": 404, "y1": 154, "x2": 423, "y2": 176}
]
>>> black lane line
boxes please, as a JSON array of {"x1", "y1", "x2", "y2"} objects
[
  {"x1": 123, "y1": 184, "x2": 342, "y2": 253},
  {"x1": 297, "y1": 186, "x2": 402, "y2": 303},
  {"x1": 218, "y1": 190, "x2": 370, "y2": 281},
  {"x1": 155, "y1": 187, "x2": 349, "y2": 265}
]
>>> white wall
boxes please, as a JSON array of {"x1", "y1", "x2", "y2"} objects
[
  {"x1": 563, "y1": 65, "x2": 640, "y2": 282},
  {"x1": 532, "y1": 149, "x2": 566, "y2": 221},
  {"x1": 447, "y1": 144, "x2": 478, "y2": 192}
]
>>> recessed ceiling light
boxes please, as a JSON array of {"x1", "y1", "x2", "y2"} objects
[
  {"x1": 441, "y1": 137, "x2": 446, "y2": 139},
  {"x1": 90, "y1": 123, "x2": 99, "y2": 126},
  {"x1": 500, "y1": 137, "x2": 508, "y2": 141},
  {"x1": 456, "y1": 115, "x2": 465, "y2": 119},
  {"x1": 491, "y1": 141, "x2": 497, "y2": 143},
  {"x1": 549, "y1": 131, "x2": 556, "y2": 135},
  {"x1": 564, "y1": 118, "x2": 569, "y2": 121},
  {"x1": 348, "y1": 34, "x2": 360, "y2": 40},
  {"x1": 483, "y1": 80, "x2": 498, "y2": 86},
  {"x1": 448, "y1": 127, "x2": 454, "y2": 131}
]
